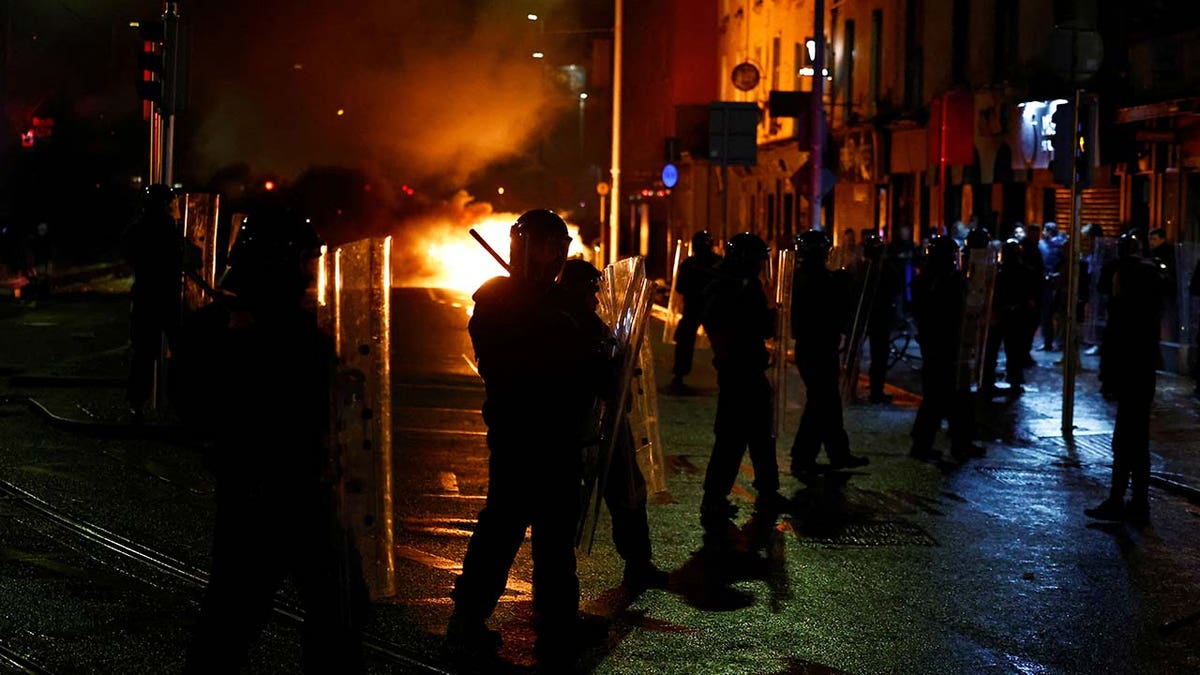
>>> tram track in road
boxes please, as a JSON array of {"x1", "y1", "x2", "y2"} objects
[
  {"x1": 0, "y1": 478, "x2": 454, "y2": 675},
  {"x1": 0, "y1": 637, "x2": 54, "y2": 675}
]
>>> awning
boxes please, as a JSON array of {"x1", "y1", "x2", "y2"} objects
[{"x1": 1116, "y1": 97, "x2": 1200, "y2": 124}]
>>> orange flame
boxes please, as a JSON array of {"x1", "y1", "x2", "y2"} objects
[{"x1": 397, "y1": 212, "x2": 588, "y2": 295}]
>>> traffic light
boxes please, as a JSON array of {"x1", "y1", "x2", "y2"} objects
[
  {"x1": 1075, "y1": 101, "x2": 1095, "y2": 189},
  {"x1": 1049, "y1": 101, "x2": 1075, "y2": 187},
  {"x1": 136, "y1": 21, "x2": 165, "y2": 106}
]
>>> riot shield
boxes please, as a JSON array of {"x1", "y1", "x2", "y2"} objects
[
  {"x1": 1083, "y1": 236, "x2": 1118, "y2": 346},
  {"x1": 957, "y1": 242, "x2": 1001, "y2": 390},
  {"x1": 839, "y1": 256, "x2": 880, "y2": 405},
  {"x1": 317, "y1": 237, "x2": 396, "y2": 600},
  {"x1": 628, "y1": 331, "x2": 667, "y2": 496},
  {"x1": 578, "y1": 256, "x2": 654, "y2": 553},
  {"x1": 180, "y1": 193, "x2": 221, "y2": 313},
  {"x1": 769, "y1": 249, "x2": 794, "y2": 439},
  {"x1": 1177, "y1": 242, "x2": 1200, "y2": 374},
  {"x1": 662, "y1": 239, "x2": 686, "y2": 344}
]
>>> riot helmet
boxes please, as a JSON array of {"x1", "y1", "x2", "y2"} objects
[
  {"x1": 1117, "y1": 230, "x2": 1143, "y2": 259},
  {"x1": 862, "y1": 232, "x2": 885, "y2": 259},
  {"x1": 925, "y1": 235, "x2": 960, "y2": 270},
  {"x1": 725, "y1": 232, "x2": 770, "y2": 265},
  {"x1": 965, "y1": 226, "x2": 991, "y2": 249},
  {"x1": 219, "y1": 203, "x2": 324, "y2": 306},
  {"x1": 559, "y1": 258, "x2": 603, "y2": 312},
  {"x1": 1000, "y1": 238, "x2": 1023, "y2": 264},
  {"x1": 510, "y1": 209, "x2": 571, "y2": 282},
  {"x1": 794, "y1": 229, "x2": 832, "y2": 263},
  {"x1": 691, "y1": 230, "x2": 714, "y2": 253},
  {"x1": 144, "y1": 183, "x2": 175, "y2": 206}
]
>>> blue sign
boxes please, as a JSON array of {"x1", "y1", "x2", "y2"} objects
[{"x1": 662, "y1": 163, "x2": 678, "y2": 188}]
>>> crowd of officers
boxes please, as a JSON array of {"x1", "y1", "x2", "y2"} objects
[{"x1": 131, "y1": 179, "x2": 1172, "y2": 670}]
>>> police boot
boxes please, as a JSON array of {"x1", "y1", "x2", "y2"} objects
[
  {"x1": 700, "y1": 500, "x2": 739, "y2": 551},
  {"x1": 443, "y1": 612, "x2": 501, "y2": 662},
  {"x1": 622, "y1": 560, "x2": 669, "y2": 595}
]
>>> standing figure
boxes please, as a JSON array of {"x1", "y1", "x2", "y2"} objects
[
  {"x1": 446, "y1": 210, "x2": 609, "y2": 665},
  {"x1": 909, "y1": 236, "x2": 985, "y2": 461},
  {"x1": 864, "y1": 233, "x2": 901, "y2": 404},
  {"x1": 175, "y1": 205, "x2": 367, "y2": 673},
  {"x1": 559, "y1": 259, "x2": 669, "y2": 594},
  {"x1": 790, "y1": 229, "x2": 870, "y2": 474},
  {"x1": 982, "y1": 238, "x2": 1040, "y2": 393},
  {"x1": 698, "y1": 233, "x2": 783, "y2": 539},
  {"x1": 1038, "y1": 223, "x2": 1067, "y2": 351},
  {"x1": 671, "y1": 231, "x2": 722, "y2": 391},
  {"x1": 1086, "y1": 231, "x2": 1164, "y2": 525},
  {"x1": 124, "y1": 184, "x2": 183, "y2": 419}
]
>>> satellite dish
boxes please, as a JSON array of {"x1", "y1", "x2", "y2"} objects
[{"x1": 731, "y1": 62, "x2": 761, "y2": 91}]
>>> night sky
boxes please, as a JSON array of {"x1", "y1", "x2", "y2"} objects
[{"x1": 5, "y1": 0, "x2": 598, "y2": 190}]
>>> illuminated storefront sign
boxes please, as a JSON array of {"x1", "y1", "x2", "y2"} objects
[{"x1": 1016, "y1": 99, "x2": 1068, "y2": 169}]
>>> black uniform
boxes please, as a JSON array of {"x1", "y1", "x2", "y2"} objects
[
  {"x1": 791, "y1": 261, "x2": 855, "y2": 467},
  {"x1": 910, "y1": 263, "x2": 977, "y2": 456},
  {"x1": 867, "y1": 251, "x2": 904, "y2": 400},
  {"x1": 1096, "y1": 255, "x2": 1164, "y2": 517},
  {"x1": 982, "y1": 255, "x2": 1040, "y2": 388},
  {"x1": 698, "y1": 261, "x2": 780, "y2": 524},
  {"x1": 452, "y1": 276, "x2": 608, "y2": 641},
  {"x1": 672, "y1": 249, "x2": 722, "y2": 381},
  {"x1": 125, "y1": 206, "x2": 182, "y2": 412},
  {"x1": 176, "y1": 302, "x2": 367, "y2": 674}
]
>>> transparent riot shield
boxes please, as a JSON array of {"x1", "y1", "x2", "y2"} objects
[
  {"x1": 578, "y1": 256, "x2": 655, "y2": 553},
  {"x1": 1083, "y1": 236, "x2": 1118, "y2": 346},
  {"x1": 629, "y1": 331, "x2": 667, "y2": 495},
  {"x1": 839, "y1": 256, "x2": 880, "y2": 405},
  {"x1": 180, "y1": 193, "x2": 221, "y2": 313},
  {"x1": 662, "y1": 239, "x2": 686, "y2": 344},
  {"x1": 957, "y1": 242, "x2": 1001, "y2": 390},
  {"x1": 769, "y1": 249, "x2": 794, "y2": 439},
  {"x1": 317, "y1": 237, "x2": 396, "y2": 600},
  {"x1": 1176, "y1": 242, "x2": 1200, "y2": 373}
]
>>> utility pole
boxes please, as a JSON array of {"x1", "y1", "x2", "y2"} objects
[
  {"x1": 607, "y1": 0, "x2": 623, "y2": 264},
  {"x1": 160, "y1": 1, "x2": 182, "y2": 186},
  {"x1": 810, "y1": 0, "x2": 826, "y2": 231}
]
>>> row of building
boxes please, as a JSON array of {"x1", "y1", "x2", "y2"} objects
[{"x1": 594, "y1": 0, "x2": 1198, "y2": 275}]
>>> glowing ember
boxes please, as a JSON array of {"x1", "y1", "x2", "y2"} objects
[{"x1": 399, "y1": 212, "x2": 588, "y2": 295}]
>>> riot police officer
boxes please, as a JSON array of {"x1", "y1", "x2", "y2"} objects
[
  {"x1": 698, "y1": 232, "x2": 783, "y2": 539},
  {"x1": 790, "y1": 229, "x2": 869, "y2": 474},
  {"x1": 909, "y1": 236, "x2": 984, "y2": 461},
  {"x1": 1087, "y1": 231, "x2": 1164, "y2": 525},
  {"x1": 981, "y1": 238, "x2": 1040, "y2": 393},
  {"x1": 175, "y1": 204, "x2": 367, "y2": 673},
  {"x1": 559, "y1": 259, "x2": 668, "y2": 594},
  {"x1": 447, "y1": 210, "x2": 609, "y2": 665},
  {"x1": 671, "y1": 230, "x2": 722, "y2": 391},
  {"x1": 125, "y1": 184, "x2": 183, "y2": 419},
  {"x1": 863, "y1": 233, "x2": 900, "y2": 404}
]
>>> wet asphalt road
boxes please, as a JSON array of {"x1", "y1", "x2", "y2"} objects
[{"x1": 0, "y1": 278, "x2": 1198, "y2": 673}]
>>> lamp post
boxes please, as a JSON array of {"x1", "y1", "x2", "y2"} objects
[{"x1": 607, "y1": 0, "x2": 623, "y2": 265}]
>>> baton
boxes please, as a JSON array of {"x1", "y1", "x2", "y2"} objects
[{"x1": 469, "y1": 228, "x2": 512, "y2": 274}]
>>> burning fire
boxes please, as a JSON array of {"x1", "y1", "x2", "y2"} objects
[{"x1": 398, "y1": 212, "x2": 588, "y2": 294}]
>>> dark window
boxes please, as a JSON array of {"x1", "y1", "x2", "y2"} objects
[
  {"x1": 843, "y1": 20, "x2": 855, "y2": 122},
  {"x1": 870, "y1": 10, "x2": 883, "y2": 115},
  {"x1": 772, "y1": 36, "x2": 782, "y2": 91},
  {"x1": 993, "y1": 0, "x2": 1019, "y2": 81},
  {"x1": 951, "y1": 0, "x2": 968, "y2": 84},
  {"x1": 904, "y1": 0, "x2": 923, "y2": 110}
]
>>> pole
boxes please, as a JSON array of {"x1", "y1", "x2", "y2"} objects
[
  {"x1": 810, "y1": 0, "x2": 826, "y2": 231},
  {"x1": 1062, "y1": 87, "x2": 1082, "y2": 436},
  {"x1": 608, "y1": 0, "x2": 623, "y2": 265},
  {"x1": 161, "y1": 1, "x2": 179, "y2": 186}
]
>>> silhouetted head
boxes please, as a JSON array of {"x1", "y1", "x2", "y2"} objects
[
  {"x1": 724, "y1": 232, "x2": 770, "y2": 275},
  {"x1": 794, "y1": 229, "x2": 832, "y2": 264},
  {"x1": 1117, "y1": 230, "x2": 1143, "y2": 259},
  {"x1": 862, "y1": 232, "x2": 884, "y2": 259},
  {"x1": 510, "y1": 209, "x2": 571, "y2": 283},
  {"x1": 559, "y1": 258, "x2": 603, "y2": 312},
  {"x1": 925, "y1": 235, "x2": 960, "y2": 271},
  {"x1": 1001, "y1": 238, "x2": 1023, "y2": 265},
  {"x1": 220, "y1": 203, "x2": 323, "y2": 308},
  {"x1": 691, "y1": 230, "x2": 714, "y2": 253}
]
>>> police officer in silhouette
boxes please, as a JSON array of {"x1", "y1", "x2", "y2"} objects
[
  {"x1": 125, "y1": 184, "x2": 183, "y2": 419},
  {"x1": 863, "y1": 233, "x2": 900, "y2": 404},
  {"x1": 909, "y1": 236, "x2": 985, "y2": 461},
  {"x1": 698, "y1": 232, "x2": 783, "y2": 541},
  {"x1": 175, "y1": 204, "x2": 367, "y2": 673},
  {"x1": 790, "y1": 229, "x2": 870, "y2": 474},
  {"x1": 671, "y1": 231, "x2": 722, "y2": 391},
  {"x1": 446, "y1": 210, "x2": 609, "y2": 666},
  {"x1": 982, "y1": 238, "x2": 1040, "y2": 394},
  {"x1": 559, "y1": 259, "x2": 669, "y2": 594},
  {"x1": 1087, "y1": 231, "x2": 1164, "y2": 525}
]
